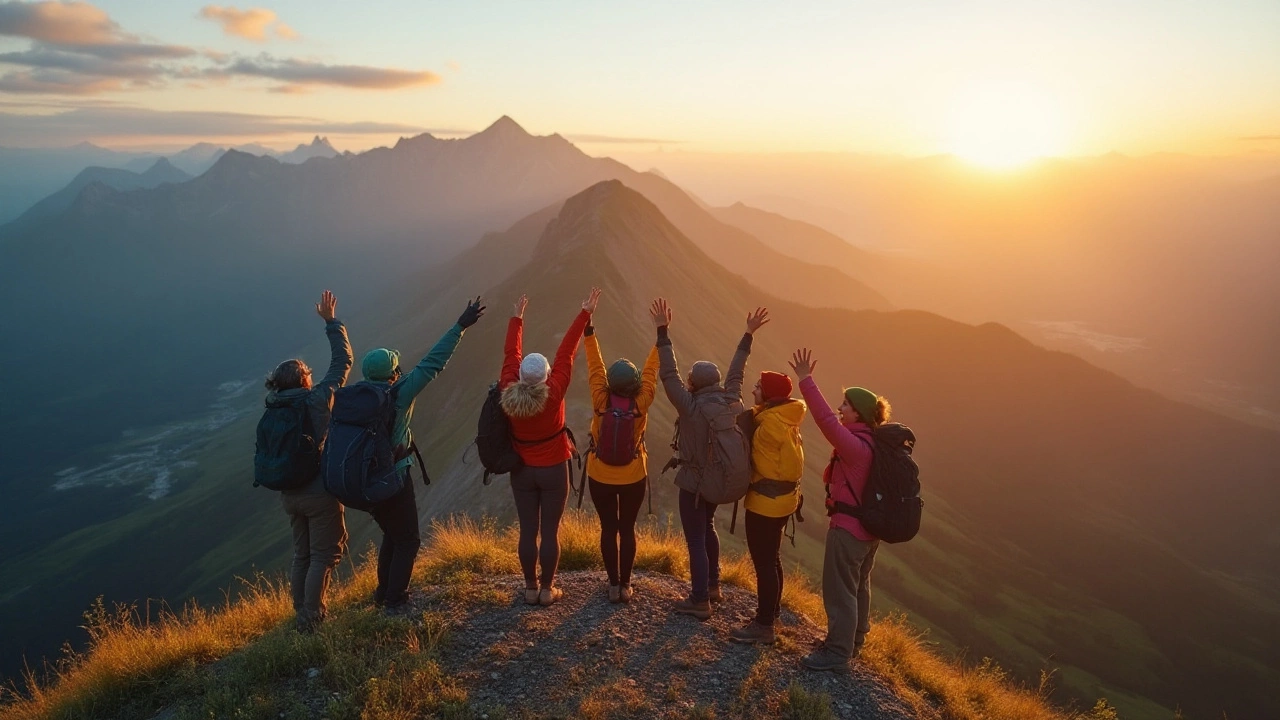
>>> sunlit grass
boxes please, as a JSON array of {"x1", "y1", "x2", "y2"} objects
[{"x1": 2, "y1": 511, "x2": 1115, "y2": 720}]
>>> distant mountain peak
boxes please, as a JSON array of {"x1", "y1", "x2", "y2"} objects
[
  {"x1": 471, "y1": 115, "x2": 533, "y2": 143},
  {"x1": 147, "y1": 157, "x2": 175, "y2": 171}
]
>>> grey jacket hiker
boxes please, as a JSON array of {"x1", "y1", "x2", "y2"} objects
[
  {"x1": 656, "y1": 327, "x2": 752, "y2": 495},
  {"x1": 268, "y1": 319, "x2": 353, "y2": 495}
]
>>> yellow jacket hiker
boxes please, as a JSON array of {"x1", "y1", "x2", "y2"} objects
[
  {"x1": 745, "y1": 398, "x2": 807, "y2": 517},
  {"x1": 585, "y1": 332, "x2": 660, "y2": 484}
]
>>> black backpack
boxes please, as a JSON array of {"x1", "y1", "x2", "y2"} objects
[
  {"x1": 476, "y1": 381, "x2": 523, "y2": 485},
  {"x1": 321, "y1": 383, "x2": 404, "y2": 510},
  {"x1": 830, "y1": 423, "x2": 923, "y2": 543},
  {"x1": 253, "y1": 394, "x2": 320, "y2": 491}
]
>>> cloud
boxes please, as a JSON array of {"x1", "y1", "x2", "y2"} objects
[
  {"x1": 225, "y1": 56, "x2": 440, "y2": 90},
  {"x1": 0, "y1": 104, "x2": 433, "y2": 144},
  {"x1": 199, "y1": 6, "x2": 293, "y2": 42},
  {"x1": 0, "y1": 1, "x2": 435, "y2": 96},
  {"x1": 565, "y1": 133, "x2": 684, "y2": 145}
]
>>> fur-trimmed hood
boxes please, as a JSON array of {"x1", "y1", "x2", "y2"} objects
[{"x1": 501, "y1": 380, "x2": 549, "y2": 418}]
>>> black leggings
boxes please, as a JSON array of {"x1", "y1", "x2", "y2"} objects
[
  {"x1": 371, "y1": 477, "x2": 421, "y2": 608},
  {"x1": 745, "y1": 510, "x2": 787, "y2": 626},
  {"x1": 510, "y1": 462, "x2": 570, "y2": 588},
  {"x1": 588, "y1": 477, "x2": 646, "y2": 586}
]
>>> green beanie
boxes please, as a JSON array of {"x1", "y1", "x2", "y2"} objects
[
  {"x1": 843, "y1": 386, "x2": 878, "y2": 424},
  {"x1": 362, "y1": 348, "x2": 401, "y2": 381},
  {"x1": 607, "y1": 358, "x2": 642, "y2": 396}
]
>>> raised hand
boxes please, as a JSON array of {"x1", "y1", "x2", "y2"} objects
[
  {"x1": 650, "y1": 298, "x2": 673, "y2": 329},
  {"x1": 583, "y1": 286, "x2": 603, "y2": 314},
  {"x1": 513, "y1": 294, "x2": 528, "y2": 319},
  {"x1": 789, "y1": 348, "x2": 816, "y2": 380},
  {"x1": 745, "y1": 307, "x2": 771, "y2": 334},
  {"x1": 316, "y1": 290, "x2": 337, "y2": 322},
  {"x1": 457, "y1": 296, "x2": 486, "y2": 328}
]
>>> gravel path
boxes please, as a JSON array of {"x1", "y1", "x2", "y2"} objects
[{"x1": 412, "y1": 570, "x2": 917, "y2": 719}]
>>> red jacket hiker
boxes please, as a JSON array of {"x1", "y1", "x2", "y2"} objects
[{"x1": 500, "y1": 309, "x2": 590, "y2": 466}]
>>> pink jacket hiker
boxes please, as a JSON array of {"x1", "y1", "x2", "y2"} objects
[{"x1": 798, "y1": 376, "x2": 875, "y2": 542}]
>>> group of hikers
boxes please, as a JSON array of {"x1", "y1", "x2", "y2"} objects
[{"x1": 256, "y1": 288, "x2": 920, "y2": 673}]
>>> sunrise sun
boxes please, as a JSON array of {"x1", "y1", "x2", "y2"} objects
[{"x1": 945, "y1": 84, "x2": 1068, "y2": 170}]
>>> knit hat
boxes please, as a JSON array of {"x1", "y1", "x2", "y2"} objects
[
  {"x1": 520, "y1": 353, "x2": 550, "y2": 384},
  {"x1": 758, "y1": 371, "x2": 793, "y2": 402},
  {"x1": 689, "y1": 361, "x2": 721, "y2": 390},
  {"x1": 607, "y1": 358, "x2": 641, "y2": 397},
  {"x1": 361, "y1": 348, "x2": 400, "y2": 381},
  {"x1": 843, "y1": 387, "x2": 878, "y2": 424}
]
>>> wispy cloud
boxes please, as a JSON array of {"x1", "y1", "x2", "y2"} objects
[
  {"x1": 0, "y1": 104, "x2": 432, "y2": 145},
  {"x1": 0, "y1": 1, "x2": 436, "y2": 95},
  {"x1": 565, "y1": 133, "x2": 683, "y2": 145},
  {"x1": 199, "y1": 5, "x2": 296, "y2": 42}
]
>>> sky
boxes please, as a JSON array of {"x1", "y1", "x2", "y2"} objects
[{"x1": 0, "y1": 0, "x2": 1278, "y2": 158}]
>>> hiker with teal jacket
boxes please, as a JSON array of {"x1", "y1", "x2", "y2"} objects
[
  {"x1": 262, "y1": 290, "x2": 353, "y2": 633},
  {"x1": 357, "y1": 297, "x2": 486, "y2": 615}
]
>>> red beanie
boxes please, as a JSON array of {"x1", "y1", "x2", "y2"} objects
[{"x1": 759, "y1": 371, "x2": 793, "y2": 401}]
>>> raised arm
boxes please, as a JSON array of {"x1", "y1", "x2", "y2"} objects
[
  {"x1": 313, "y1": 290, "x2": 353, "y2": 394},
  {"x1": 792, "y1": 349, "x2": 871, "y2": 462},
  {"x1": 652, "y1": 298, "x2": 695, "y2": 417},
  {"x1": 397, "y1": 296, "x2": 485, "y2": 407},
  {"x1": 501, "y1": 295, "x2": 527, "y2": 389},
  {"x1": 547, "y1": 290, "x2": 596, "y2": 399},
  {"x1": 584, "y1": 323, "x2": 609, "y2": 413},
  {"x1": 724, "y1": 307, "x2": 768, "y2": 398},
  {"x1": 635, "y1": 345, "x2": 660, "y2": 413}
]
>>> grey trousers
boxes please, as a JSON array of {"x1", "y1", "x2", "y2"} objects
[
  {"x1": 281, "y1": 491, "x2": 347, "y2": 622},
  {"x1": 822, "y1": 526, "x2": 880, "y2": 659}
]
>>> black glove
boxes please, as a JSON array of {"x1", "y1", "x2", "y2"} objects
[{"x1": 457, "y1": 296, "x2": 486, "y2": 328}]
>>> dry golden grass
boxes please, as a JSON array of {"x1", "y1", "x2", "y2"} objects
[{"x1": 2, "y1": 511, "x2": 1115, "y2": 720}]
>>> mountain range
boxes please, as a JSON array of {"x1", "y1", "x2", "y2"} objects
[{"x1": 1, "y1": 120, "x2": 1277, "y2": 720}]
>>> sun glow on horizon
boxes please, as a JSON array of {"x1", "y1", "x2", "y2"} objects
[{"x1": 944, "y1": 84, "x2": 1069, "y2": 170}]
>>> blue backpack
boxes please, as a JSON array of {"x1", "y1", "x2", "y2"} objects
[
  {"x1": 321, "y1": 382, "x2": 404, "y2": 510},
  {"x1": 253, "y1": 394, "x2": 320, "y2": 491}
]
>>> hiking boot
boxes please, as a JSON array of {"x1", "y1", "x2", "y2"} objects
[
  {"x1": 539, "y1": 586, "x2": 563, "y2": 607},
  {"x1": 608, "y1": 584, "x2": 621, "y2": 604},
  {"x1": 729, "y1": 621, "x2": 776, "y2": 645},
  {"x1": 801, "y1": 647, "x2": 849, "y2": 671},
  {"x1": 524, "y1": 586, "x2": 540, "y2": 605},
  {"x1": 619, "y1": 583, "x2": 635, "y2": 604},
  {"x1": 383, "y1": 602, "x2": 415, "y2": 619},
  {"x1": 708, "y1": 583, "x2": 724, "y2": 603},
  {"x1": 674, "y1": 597, "x2": 712, "y2": 620}
]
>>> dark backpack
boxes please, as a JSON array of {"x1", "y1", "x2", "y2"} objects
[
  {"x1": 253, "y1": 394, "x2": 320, "y2": 491},
  {"x1": 830, "y1": 423, "x2": 923, "y2": 543},
  {"x1": 594, "y1": 394, "x2": 640, "y2": 466},
  {"x1": 686, "y1": 390, "x2": 752, "y2": 505},
  {"x1": 321, "y1": 383, "x2": 403, "y2": 510},
  {"x1": 476, "y1": 381, "x2": 523, "y2": 485}
]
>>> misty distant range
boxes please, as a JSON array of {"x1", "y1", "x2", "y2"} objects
[{"x1": 1, "y1": 117, "x2": 1277, "y2": 720}]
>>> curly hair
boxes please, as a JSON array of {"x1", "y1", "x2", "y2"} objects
[
  {"x1": 265, "y1": 359, "x2": 312, "y2": 392},
  {"x1": 857, "y1": 396, "x2": 892, "y2": 428}
]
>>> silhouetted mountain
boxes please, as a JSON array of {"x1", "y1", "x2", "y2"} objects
[
  {"x1": 0, "y1": 143, "x2": 162, "y2": 223},
  {"x1": 12, "y1": 158, "x2": 191, "y2": 227},
  {"x1": 278, "y1": 136, "x2": 338, "y2": 164}
]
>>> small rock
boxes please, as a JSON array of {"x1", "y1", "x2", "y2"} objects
[
  {"x1": 490, "y1": 672, "x2": 500, "y2": 680},
  {"x1": 306, "y1": 667, "x2": 321, "y2": 679}
]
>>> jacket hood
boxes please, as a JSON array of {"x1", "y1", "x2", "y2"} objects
[
  {"x1": 265, "y1": 387, "x2": 309, "y2": 407},
  {"x1": 755, "y1": 398, "x2": 807, "y2": 425},
  {"x1": 501, "y1": 380, "x2": 549, "y2": 419},
  {"x1": 689, "y1": 361, "x2": 721, "y2": 390}
]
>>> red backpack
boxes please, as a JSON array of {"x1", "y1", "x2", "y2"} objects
[{"x1": 595, "y1": 394, "x2": 640, "y2": 466}]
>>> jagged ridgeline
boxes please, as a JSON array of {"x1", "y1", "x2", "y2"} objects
[{"x1": 1, "y1": 121, "x2": 1277, "y2": 720}]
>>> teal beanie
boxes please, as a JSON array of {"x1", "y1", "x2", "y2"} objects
[
  {"x1": 843, "y1": 387, "x2": 878, "y2": 424},
  {"x1": 607, "y1": 358, "x2": 642, "y2": 397},
  {"x1": 362, "y1": 348, "x2": 401, "y2": 381}
]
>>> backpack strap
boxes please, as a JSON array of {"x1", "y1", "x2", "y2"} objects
[
  {"x1": 409, "y1": 441, "x2": 430, "y2": 487},
  {"x1": 729, "y1": 499, "x2": 739, "y2": 535}
]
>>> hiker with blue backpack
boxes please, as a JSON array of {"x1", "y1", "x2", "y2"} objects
[
  {"x1": 499, "y1": 288, "x2": 598, "y2": 607},
  {"x1": 583, "y1": 307, "x2": 660, "y2": 604},
  {"x1": 790, "y1": 347, "x2": 921, "y2": 670},
  {"x1": 652, "y1": 298, "x2": 766, "y2": 620},
  {"x1": 322, "y1": 296, "x2": 487, "y2": 616},
  {"x1": 254, "y1": 290, "x2": 353, "y2": 633}
]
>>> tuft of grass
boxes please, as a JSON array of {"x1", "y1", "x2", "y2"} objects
[
  {"x1": 577, "y1": 677, "x2": 651, "y2": 720},
  {"x1": 779, "y1": 682, "x2": 836, "y2": 720}
]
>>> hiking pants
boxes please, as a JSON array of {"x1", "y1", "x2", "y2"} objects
[
  {"x1": 822, "y1": 526, "x2": 879, "y2": 659},
  {"x1": 281, "y1": 490, "x2": 347, "y2": 623},
  {"x1": 511, "y1": 462, "x2": 570, "y2": 588},
  {"x1": 371, "y1": 476, "x2": 421, "y2": 608},
  {"x1": 678, "y1": 489, "x2": 720, "y2": 603},
  {"x1": 745, "y1": 510, "x2": 787, "y2": 627},
  {"x1": 589, "y1": 477, "x2": 645, "y2": 586}
]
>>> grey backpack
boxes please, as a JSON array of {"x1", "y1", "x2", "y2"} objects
[{"x1": 688, "y1": 390, "x2": 752, "y2": 504}]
